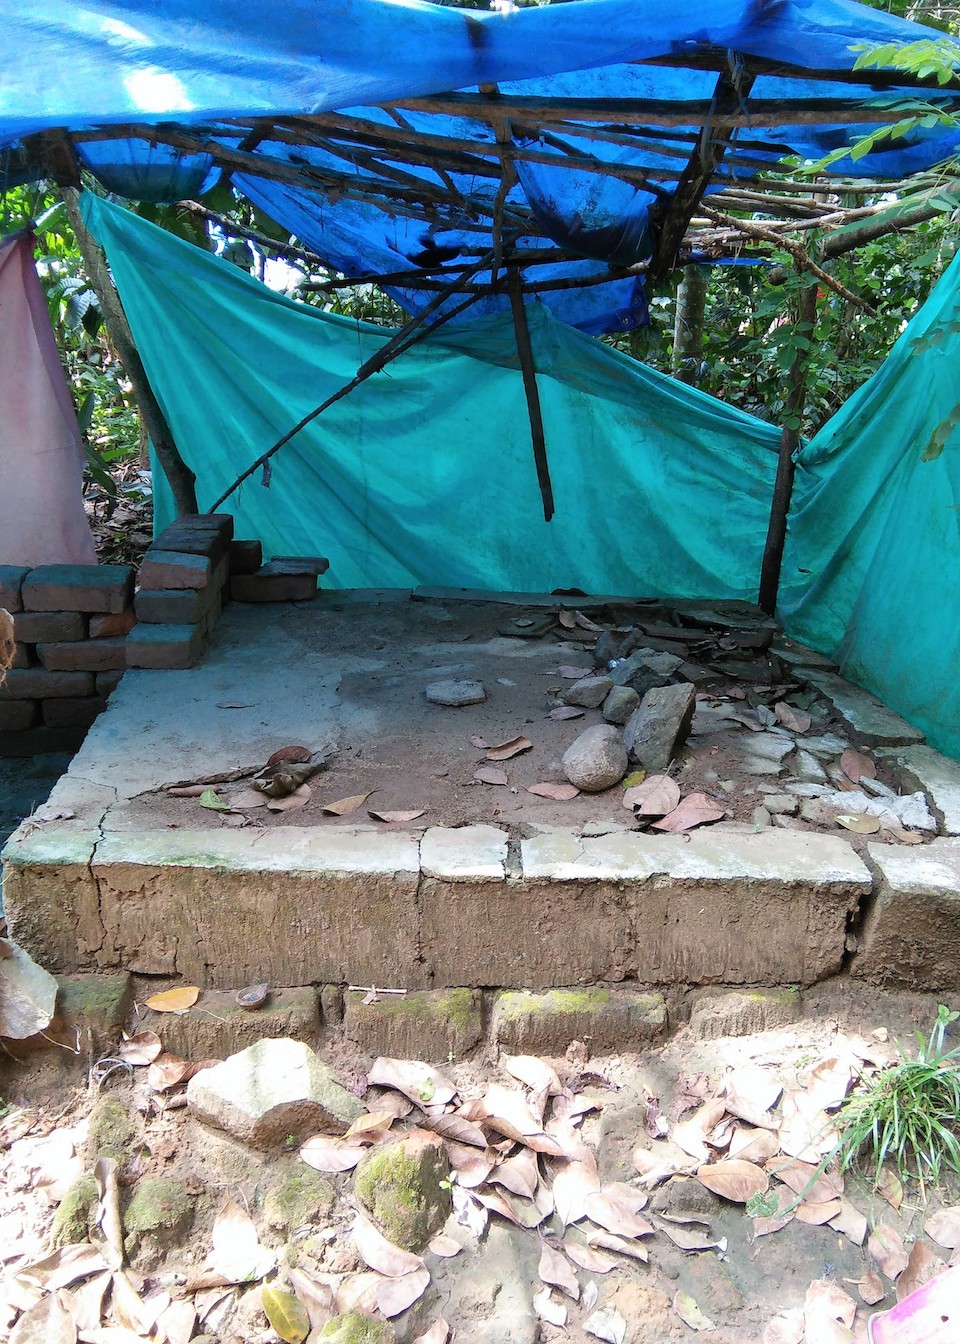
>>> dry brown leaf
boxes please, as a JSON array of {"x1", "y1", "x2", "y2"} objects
[
  {"x1": 622, "y1": 774, "x2": 680, "y2": 817},
  {"x1": 575, "y1": 611, "x2": 606, "y2": 632},
  {"x1": 563, "y1": 1239, "x2": 617, "y2": 1273},
  {"x1": 850, "y1": 1271, "x2": 886, "y2": 1309},
  {"x1": 368, "y1": 809, "x2": 426, "y2": 823},
  {"x1": 877, "y1": 1167, "x2": 904, "y2": 1211},
  {"x1": 367, "y1": 1057, "x2": 457, "y2": 1107},
  {"x1": 752, "y1": 1186, "x2": 796, "y2": 1238},
  {"x1": 587, "y1": 1230, "x2": 649, "y2": 1262},
  {"x1": 584, "y1": 1190, "x2": 654, "y2": 1239},
  {"x1": 116, "y1": 1031, "x2": 163, "y2": 1066},
  {"x1": 652, "y1": 792, "x2": 725, "y2": 832},
  {"x1": 343, "y1": 1111, "x2": 396, "y2": 1140},
  {"x1": 558, "y1": 609, "x2": 577, "y2": 628},
  {"x1": 16, "y1": 1244, "x2": 110, "y2": 1293},
  {"x1": 147, "y1": 1052, "x2": 193, "y2": 1092},
  {"x1": 696, "y1": 1159, "x2": 769, "y2": 1203},
  {"x1": 155, "y1": 1298, "x2": 198, "y2": 1344},
  {"x1": 445, "y1": 1144, "x2": 495, "y2": 1188},
  {"x1": 486, "y1": 736, "x2": 533, "y2": 761},
  {"x1": 763, "y1": 1310, "x2": 805, "y2": 1344},
  {"x1": 836, "y1": 812, "x2": 881, "y2": 834},
  {"x1": 673, "y1": 1290, "x2": 716, "y2": 1331},
  {"x1": 474, "y1": 1187, "x2": 543, "y2": 1229},
  {"x1": 772, "y1": 1158, "x2": 843, "y2": 1205},
  {"x1": 896, "y1": 1239, "x2": 944, "y2": 1301},
  {"x1": 8, "y1": 1291, "x2": 77, "y2": 1344},
  {"x1": 728, "y1": 1127, "x2": 780, "y2": 1163},
  {"x1": 774, "y1": 702, "x2": 812, "y2": 733},
  {"x1": 473, "y1": 766, "x2": 508, "y2": 786},
  {"x1": 804, "y1": 1278, "x2": 857, "y2": 1332},
  {"x1": 840, "y1": 748, "x2": 876, "y2": 783},
  {"x1": 427, "y1": 1235, "x2": 462, "y2": 1259},
  {"x1": 286, "y1": 1268, "x2": 334, "y2": 1331},
  {"x1": 549, "y1": 706, "x2": 585, "y2": 720},
  {"x1": 413, "y1": 1320, "x2": 450, "y2": 1344},
  {"x1": 926, "y1": 1206, "x2": 960, "y2": 1249},
  {"x1": 654, "y1": 1218, "x2": 722, "y2": 1252},
  {"x1": 673, "y1": 1099, "x2": 728, "y2": 1162},
  {"x1": 504, "y1": 1055, "x2": 562, "y2": 1096},
  {"x1": 558, "y1": 665, "x2": 593, "y2": 679},
  {"x1": 267, "y1": 745, "x2": 312, "y2": 766},
  {"x1": 534, "y1": 1287, "x2": 568, "y2": 1327},
  {"x1": 526, "y1": 781, "x2": 580, "y2": 800},
  {"x1": 423, "y1": 1113, "x2": 487, "y2": 1148},
  {"x1": 353, "y1": 1213, "x2": 424, "y2": 1278},
  {"x1": 828, "y1": 1199, "x2": 868, "y2": 1247},
  {"x1": 480, "y1": 1082, "x2": 543, "y2": 1137},
  {"x1": 469, "y1": 735, "x2": 490, "y2": 749},
  {"x1": 320, "y1": 791, "x2": 370, "y2": 816},
  {"x1": 376, "y1": 1267, "x2": 430, "y2": 1317},
  {"x1": 796, "y1": 1198, "x2": 844, "y2": 1225},
  {"x1": 491, "y1": 1149, "x2": 540, "y2": 1199},
  {"x1": 142, "y1": 986, "x2": 200, "y2": 1014},
  {"x1": 206, "y1": 1200, "x2": 275, "y2": 1283},
  {"x1": 869, "y1": 1224, "x2": 910, "y2": 1280},
  {"x1": 538, "y1": 1243, "x2": 579, "y2": 1300},
  {"x1": 299, "y1": 1135, "x2": 367, "y2": 1172}
]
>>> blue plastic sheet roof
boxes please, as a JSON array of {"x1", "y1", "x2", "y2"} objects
[{"x1": 4, "y1": 0, "x2": 960, "y2": 334}]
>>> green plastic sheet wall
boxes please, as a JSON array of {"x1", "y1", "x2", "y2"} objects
[{"x1": 83, "y1": 194, "x2": 781, "y2": 599}]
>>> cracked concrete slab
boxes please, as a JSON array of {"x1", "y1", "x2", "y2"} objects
[
  {"x1": 884, "y1": 744, "x2": 960, "y2": 836},
  {"x1": 853, "y1": 839, "x2": 960, "y2": 991},
  {"x1": 803, "y1": 671, "x2": 925, "y2": 747}
]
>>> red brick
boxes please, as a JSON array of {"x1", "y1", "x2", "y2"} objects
[
  {"x1": 0, "y1": 566, "x2": 31, "y2": 613},
  {"x1": 0, "y1": 725, "x2": 88, "y2": 757},
  {"x1": 153, "y1": 514, "x2": 233, "y2": 563},
  {"x1": 138, "y1": 551, "x2": 212, "y2": 591},
  {"x1": 96, "y1": 669, "x2": 125, "y2": 697},
  {"x1": 89, "y1": 609, "x2": 136, "y2": 639},
  {"x1": 21, "y1": 565, "x2": 134, "y2": 614},
  {"x1": 230, "y1": 566, "x2": 319, "y2": 603},
  {"x1": 38, "y1": 638, "x2": 127, "y2": 672},
  {"x1": 135, "y1": 588, "x2": 204, "y2": 624},
  {"x1": 42, "y1": 697, "x2": 108, "y2": 728},
  {"x1": 271, "y1": 555, "x2": 330, "y2": 575},
  {"x1": 229, "y1": 539, "x2": 263, "y2": 574},
  {"x1": 0, "y1": 669, "x2": 94, "y2": 699},
  {"x1": 0, "y1": 700, "x2": 38, "y2": 731},
  {"x1": 125, "y1": 624, "x2": 204, "y2": 669},
  {"x1": 13, "y1": 611, "x2": 86, "y2": 642}
]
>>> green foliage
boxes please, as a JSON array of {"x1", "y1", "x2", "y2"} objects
[{"x1": 834, "y1": 1004, "x2": 960, "y2": 1187}]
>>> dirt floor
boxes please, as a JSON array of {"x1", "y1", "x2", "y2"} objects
[{"x1": 1, "y1": 981, "x2": 959, "y2": 1344}]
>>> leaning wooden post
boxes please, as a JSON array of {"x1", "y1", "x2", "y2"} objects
[
  {"x1": 507, "y1": 269, "x2": 554, "y2": 523},
  {"x1": 55, "y1": 179, "x2": 199, "y2": 515},
  {"x1": 758, "y1": 279, "x2": 818, "y2": 615}
]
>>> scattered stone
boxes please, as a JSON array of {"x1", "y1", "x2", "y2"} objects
[
  {"x1": 0, "y1": 942, "x2": 58, "y2": 1038},
  {"x1": 800, "y1": 732, "x2": 850, "y2": 758},
  {"x1": 770, "y1": 638, "x2": 837, "y2": 671},
  {"x1": 740, "y1": 733, "x2": 794, "y2": 762},
  {"x1": 563, "y1": 674, "x2": 613, "y2": 708},
  {"x1": 741, "y1": 758, "x2": 783, "y2": 776},
  {"x1": 785, "y1": 782, "x2": 832, "y2": 798},
  {"x1": 562, "y1": 723, "x2": 628, "y2": 792},
  {"x1": 853, "y1": 839, "x2": 960, "y2": 990},
  {"x1": 860, "y1": 775, "x2": 896, "y2": 799},
  {"x1": 354, "y1": 1131, "x2": 451, "y2": 1251},
  {"x1": 804, "y1": 671, "x2": 925, "y2": 747},
  {"x1": 764, "y1": 794, "x2": 799, "y2": 815},
  {"x1": 493, "y1": 987, "x2": 667, "y2": 1054},
  {"x1": 689, "y1": 988, "x2": 802, "y2": 1040},
  {"x1": 316, "y1": 1314, "x2": 394, "y2": 1343},
  {"x1": 753, "y1": 806, "x2": 772, "y2": 827},
  {"x1": 262, "y1": 1159, "x2": 335, "y2": 1236},
  {"x1": 792, "y1": 749, "x2": 828, "y2": 783},
  {"x1": 887, "y1": 744, "x2": 960, "y2": 835},
  {"x1": 622, "y1": 682, "x2": 697, "y2": 772},
  {"x1": 801, "y1": 788, "x2": 935, "y2": 833},
  {"x1": 425, "y1": 679, "x2": 486, "y2": 707},
  {"x1": 609, "y1": 648, "x2": 681, "y2": 691},
  {"x1": 602, "y1": 684, "x2": 639, "y2": 725},
  {"x1": 186, "y1": 1038, "x2": 364, "y2": 1148}
]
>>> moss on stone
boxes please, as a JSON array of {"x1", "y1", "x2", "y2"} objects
[
  {"x1": 50, "y1": 1173, "x2": 98, "y2": 1247},
  {"x1": 87, "y1": 1096, "x2": 136, "y2": 1161},
  {"x1": 263, "y1": 1162, "x2": 335, "y2": 1235},
  {"x1": 370, "y1": 987, "x2": 475, "y2": 1030},
  {"x1": 498, "y1": 988, "x2": 612, "y2": 1020},
  {"x1": 124, "y1": 1178, "x2": 194, "y2": 1247},
  {"x1": 58, "y1": 975, "x2": 129, "y2": 1023},
  {"x1": 317, "y1": 1313, "x2": 394, "y2": 1344},
  {"x1": 354, "y1": 1137, "x2": 451, "y2": 1252}
]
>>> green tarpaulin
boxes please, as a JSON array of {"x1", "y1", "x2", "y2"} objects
[
  {"x1": 780, "y1": 251, "x2": 960, "y2": 760},
  {"x1": 83, "y1": 194, "x2": 782, "y2": 598}
]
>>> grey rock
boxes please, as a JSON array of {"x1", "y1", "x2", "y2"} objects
[
  {"x1": 562, "y1": 724, "x2": 628, "y2": 793},
  {"x1": 800, "y1": 788, "x2": 936, "y2": 833},
  {"x1": 0, "y1": 942, "x2": 58, "y2": 1039},
  {"x1": 741, "y1": 757, "x2": 783, "y2": 776},
  {"x1": 800, "y1": 733, "x2": 850, "y2": 759},
  {"x1": 563, "y1": 675, "x2": 613, "y2": 709},
  {"x1": 792, "y1": 749, "x2": 828, "y2": 783},
  {"x1": 609, "y1": 647, "x2": 681, "y2": 691},
  {"x1": 581, "y1": 818, "x2": 630, "y2": 837},
  {"x1": 602, "y1": 685, "x2": 640, "y2": 725},
  {"x1": 753, "y1": 806, "x2": 772, "y2": 827},
  {"x1": 425, "y1": 679, "x2": 486, "y2": 707},
  {"x1": 786, "y1": 782, "x2": 833, "y2": 797},
  {"x1": 860, "y1": 775, "x2": 896, "y2": 799},
  {"x1": 764, "y1": 794, "x2": 799, "y2": 815},
  {"x1": 186, "y1": 1038, "x2": 364, "y2": 1148},
  {"x1": 740, "y1": 732, "x2": 794, "y2": 762},
  {"x1": 804, "y1": 670, "x2": 925, "y2": 747},
  {"x1": 622, "y1": 683, "x2": 697, "y2": 773}
]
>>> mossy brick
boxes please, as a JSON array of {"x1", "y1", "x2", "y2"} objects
[
  {"x1": 135, "y1": 587, "x2": 205, "y2": 624},
  {"x1": 125, "y1": 624, "x2": 205, "y2": 669},
  {"x1": 22, "y1": 565, "x2": 134, "y2": 614},
  {"x1": 229, "y1": 539, "x2": 263, "y2": 574},
  {"x1": 39, "y1": 637, "x2": 127, "y2": 672},
  {"x1": 51, "y1": 1175, "x2": 98, "y2": 1247},
  {"x1": 23, "y1": 973, "x2": 133, "y2": 1057},
  {"x1": 317, "y1": 1315, "x2": 394, "y2": 1344},
  {"x1": 0, "y1": 725, "x2": 88, "y2": 756},
  {"x1": 354, "y1": 1132, "x2": 452, "y2": 1251},
  {"x1": 42, "y1": 695, "x2": 109, "y2": 729},
  {"x1": 96, "y1": 669, "x2": 125, "y2": 697},
  {"x1": 0, "y1": 565, "x2": 30, "y2": 613},
  {"x1": 88, "y1": 609, "x2": 136, "y2": 639},
  {"x1": 493, "y1": 986, "x2": 668, "y2": 1054},
  {"x1": 262, "y1": 1159, "x2": 335, "y2": 1235},
  {"x1": 124, "y1": 1178, "x2": 194, "y2": 1253},
  {"x1": 0, "y1": 700, "x2": 38, "y2": 731},
  {"x1": 88, "y1": 1096, "x2": 137, "y2": 1161},
  {"x1": 0, "y1": 668, "x2": 94, "y2": 699},
  {"x1": 231, "y1": 567, "x2": 320, "y2": 603},
  {"x1": 688, "y1": 987, "x2": 802, "y2": 1040},
  {"x1": 138, "y1": 550, "x2": 213, "y2": 591},
  {"x1": 344, "y1": 987, "x2": 481, "y2": 1061},
  {"x1": 141, "y1": 986, "x2": 320, "y2": 1058},
  {"x1": 13, "y1": 611, "x2": 86, "y2": 642}
]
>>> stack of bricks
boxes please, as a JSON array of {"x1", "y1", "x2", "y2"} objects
[
  {"x1": 0, "y1": 564, "x2": 135, "y2": 757},
  {"x1": 229, "y1": 547, "x2": 329, "y2": 602},
  {"x1": 127, "y1": 513, "x2": 234, "y2": 670}
]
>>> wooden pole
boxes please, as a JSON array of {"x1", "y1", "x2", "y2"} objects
[
  {"x1": 758, "y1": 280, "x2": 819, "y2": 615},
  {"x1": 507, "y1": 269, "x2": 554, "y2": 524},
  {"x1": 672, "y1": 265, "x2": 708, "y2": 384},
  {"x1": 58, "y1": 185, "x2": 199, "y2": 516}
]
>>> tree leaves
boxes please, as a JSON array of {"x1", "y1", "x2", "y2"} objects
[
  {"x1": 651, "y1": 793, "x2": 726, "y2": 832},
  {"x1": 840, "y1": 749, "x2": 876, "y2": 783},
  {"x1": 537, "y1": 1244, "x2": 579, "y2": 1300},
  {"x1": 352, "y1": 1213, "x2": 424, "y2": 1278},
  {"x1": 622, "y1": 774, "x2": 680, "y2": 817},
  {"x1": 299, "y1": 1136, "x2": 367, "y2": 1172},
  {"x1": 321, "y1": 792, "x2": 372, "y2": 816},
  {"x1": 142, "y1": 986, "x2": 199, "y2": 1014},
  {"x1": 485, "y1": 736, "x2": 533, "y2": 761},
  {"x1": 696, "y1": 1159, "x2": 769, "y2": 1203},
  {"x1": 526, "y1": 782, "x2": 580, "y2": 800},
  {"x1": 260, "y1": 1285, "x2": 310, "y2": 1344}
]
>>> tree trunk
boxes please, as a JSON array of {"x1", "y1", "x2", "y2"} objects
[{"x1": 672, "y1": 264, "x2": 708, "y2": 384}]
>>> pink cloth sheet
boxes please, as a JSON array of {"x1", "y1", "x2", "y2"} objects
[{"x1": 0, "y1": 231, "x2": 97, "y2": 566}]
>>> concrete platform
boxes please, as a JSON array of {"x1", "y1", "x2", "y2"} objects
[{"x1": 2, "y1": 594, "x2": 958, "y2": 997}]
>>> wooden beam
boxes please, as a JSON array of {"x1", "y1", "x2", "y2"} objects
[
  {"x1": 649, "y1": 68, "x2": 756, "y2": 281},
  {"x1": 508, "y1": 269, "x2": 554, "y2": 524}
]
